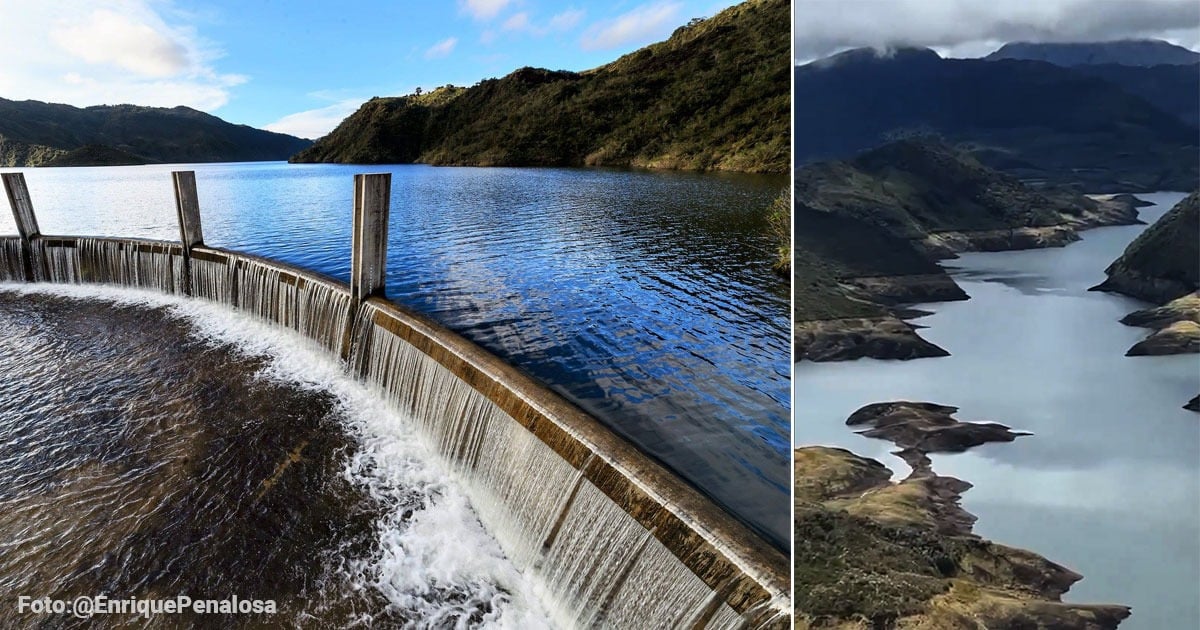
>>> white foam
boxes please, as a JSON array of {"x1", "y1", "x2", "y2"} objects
[{"x1": 0, "y1": 282, "x2": 554, "y2": 628}]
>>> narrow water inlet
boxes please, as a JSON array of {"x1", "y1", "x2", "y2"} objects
[{"x1": 0, "y1": 172, "x2": 790, "y2": 627}]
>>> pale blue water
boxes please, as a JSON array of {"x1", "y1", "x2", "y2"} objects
[
  {"x1": 0, "y1": 161, "x2": 791, "y2": 548},
  {"x1": 795, "y1": 192, "x2": 1199, "y2": 628}
]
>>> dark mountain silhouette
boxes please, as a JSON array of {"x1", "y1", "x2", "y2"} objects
[
  {"x1": 0, "y1": 98, "x2": 311, "y2": 167},
  {"x1": 793, "y1": 47, "x2": 1199, "y2": 191},
  {"x1": 1069, "y1": 62, "x2": 1200, "y2": 127},
  {"x1": 985, "y1": 39, "x2": 1200, "y2": 67}
]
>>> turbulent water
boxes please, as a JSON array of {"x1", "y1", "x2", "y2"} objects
[
  {"x1": 795, "y1": 192, "x2": 1199, "y2": 629},
  {"x1": 0, "y1": 162, "x2": 790, "y2": 547},
  {"x1": 0, "y1": 284, "x2": 554, "y2": 628}
]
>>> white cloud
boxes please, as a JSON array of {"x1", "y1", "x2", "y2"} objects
[
  {"x1": 547, "y1": 9, "x2": 586, "y2": 32},
  {"x1": 0, "y1": 0, "x2": 246, "y2": 111},
  {"x1": 501, "y1": 12, "x2": 531, "y2": 32},
  {"x1": 501, "y1": 9, "x2": 586, "y2": 36},
  {"x1": 581, "y1": 2, "x2": 683, "y2": 51},
  {"x1": 424, "y1": 37, "x2": 459, "y2": 59},
  {"x1": 459, "y1": 0, "x2": 512, "y2": 21},
  {"x1": 264, "y1": 98, "x2": 363, "y2": 140},
  {"x1": 51, "y1": 9, "x2": 189, "y2": 78},
  {"x1": 792, "y1": 0, "x2": 1200, "y2": 62}
]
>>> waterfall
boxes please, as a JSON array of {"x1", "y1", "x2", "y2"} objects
[
  {"x1": 189, "y1": 249, "x2": 354, "y2": 356},
  {"x1": 0, "y1": 235, "x2": 788, "y2": 629},
  {"x1": 190, "y1": 251, "x2": 236, "y2": 303},
  {"x1": 348, "y1": 301, "x2": 766, "y2": 629},
  {"x1": 23, "y1": 237, "x2": 184, "y2": 292},
  {"x1": 0, "y1": 237, "x2": 24, "y2": 282},
  {"x1": 228, "y1": 255, "x2": 354, "y2": 356}
]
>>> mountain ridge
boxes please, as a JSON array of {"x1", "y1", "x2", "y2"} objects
[
  {"x1": 793, "y1": 47, "x2": 1199, "y2": 192},
  {"x1": 292, "y1": 0, "x2": 789, "y2": 173},
  {"x1": 0, "y1": 98, "x2": 312, "y2": 167},
  {"x1": 793, "y1": 139, "x2": 1142, "y2": 362},
  {"x1": 985, "y1": 39, "x2": 1200, "y2": 67}
]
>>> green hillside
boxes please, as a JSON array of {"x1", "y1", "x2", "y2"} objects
[
  {"x1": 292, "y1": 0, "x2": 788, "y2": 173},
  {"x1": 1096, "y1": 192, "x2": 1200, "y2": 304},
  {"x1": 0, "y1": 99, "x2": 311, "y2": 167}
]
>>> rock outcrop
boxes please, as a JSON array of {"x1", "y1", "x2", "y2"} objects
[
  {"x1": 1126, "y1": 320, "x2": 1200, "y2": 356},
  {"x1": 846, "y1": 401, "x2": 1031, "y2": 454},
  {"x1": 792, "y1": 140, "x2": 1145, "y2": 363},
  {"x1": 794, "y1": 317, "x2": 949, "y2": 361},
  {"x1": 1094, "y1": 192, "x2": 1200, "y2": 305},
  {"x1": 1120, "y1": 292, "x2": 1200, "y2": 329},
  {"x1": 794, "y1": 446, "x2": 1131, "y2": 629}
]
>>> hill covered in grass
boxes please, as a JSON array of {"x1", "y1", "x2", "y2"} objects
[
  {"x1": 41, "y1": 144, "x2": 147, "y2": 167},
  {"x1": 292, "y1": 0, "x2": 789, "y2": 173},
  {"x1": 793, "y1": 139, "x2": 1142, "y2": 361},
  {"x1": 0, "y1": 98, "x2": 311, "y2": 167},
  {"x1": 795, "y1": 139, "x2": 1138, "y2": 257},
  {"x1": 794, "y1": 445, "x2": 1131, "y2": 628},
  {"x1": 1096, "y1": 191, "x2": 1200, "y2": 304}
]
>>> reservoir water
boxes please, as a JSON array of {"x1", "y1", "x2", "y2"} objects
[
  {"x1": 794, "y1": 191, "x2": 1199, "y2": 629},
  {"x1": 0, "y1": 161, "x2": 790, "y2": 548}
]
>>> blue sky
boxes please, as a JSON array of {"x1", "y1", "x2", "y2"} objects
[{"x1": 0, "y1": 0, "x2": 742, "y2": 139}]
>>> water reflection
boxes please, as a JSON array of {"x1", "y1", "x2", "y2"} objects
[{"x1": 0, "y1": 162, "x2": 791, "y2": 547}]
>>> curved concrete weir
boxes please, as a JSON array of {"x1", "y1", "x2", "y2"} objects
[{"x1": 0, "y1": 171, "x2": 790, "y2": 628}]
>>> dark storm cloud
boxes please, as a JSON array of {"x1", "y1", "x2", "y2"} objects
[{"x1": 793, "y1": 0, "x2": 1200, "y2": 62}]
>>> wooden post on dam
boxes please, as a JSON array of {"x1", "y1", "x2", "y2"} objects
[
  {"x1": 2, "y1": 173, "x2": 40, "y2": 282},
  {"x1": 351, "y1": 173, "x2": 391, "y2": 302},
  {"x1": 343, "y1": 172, "x2": 391, "y2": 359},
  {"x1": 172, "y1": 171, "x2": 203, "y2": 297}
]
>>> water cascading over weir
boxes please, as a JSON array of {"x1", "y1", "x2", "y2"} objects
[{"x1": 0, "y1": 171, "x2": 790, "y2": 628}]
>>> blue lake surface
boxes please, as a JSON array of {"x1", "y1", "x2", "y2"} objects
[
  {"x1": 0, "y1": 161, "x2": 791, "y2": 548},
  {"x1": 796, "y1": 192, "x2": 1199, "y2": 628}
]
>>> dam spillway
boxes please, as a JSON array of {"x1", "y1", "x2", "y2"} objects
[{"x1": 0, "y1": 171, "x2": 790, "y2": 628}]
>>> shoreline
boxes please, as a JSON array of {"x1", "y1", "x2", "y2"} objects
[
  {"x1": 795, "y1": 443, "x2": 1131, "y2": 629},
  {"x1": 794, "y1": 191, "x2": 1198, "y2": 627},
  {"x1": 794, "y1": 190, "x2": 1145, "y2": 363}
]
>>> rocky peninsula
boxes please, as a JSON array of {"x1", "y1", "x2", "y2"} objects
[
  {"x1": 1092, "y1": 193, "x2": 1200, "y2": 407},
  {"x1": 794, "y1": 401, "x2": 1131, "y2": 628},
  {"x1": 846, "y1": 402, "x2": 1030, "y2": 457},
  {"x1": 1094, "y1": 191, "x2": 1199, "y2": 305},
  {"x1": 793, "y1": 139, "x2": 1141, "y2": 362}
]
